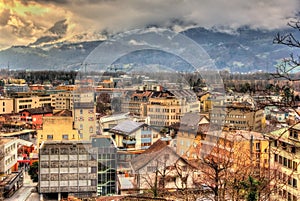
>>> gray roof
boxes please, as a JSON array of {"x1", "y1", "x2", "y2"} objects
[
  {"x1": 180, "y1": 112, "x2": 201, "y2": 127},
  {"x1": 110, "y1": 120, "x2": 144, "y2": 135}
]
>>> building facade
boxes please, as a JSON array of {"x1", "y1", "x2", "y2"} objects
[
  {"x1": 109, "y1": 120, "x2": 160, "y2": 150},
  {"x1": 39, "y1": 141, "x2": 97, "y2": 200},
  {"x1": 147, "y1": 89, "x2": 200, "y2": 127},
  {"x1": 268, "y1": 124, "x2": 300, "y2": 201},
  {"x1": 0, "y1": 138, "x2": 18, "y2": 175},
  {"x1": 20, "y1": 107, "x2": 53, "y2": 130},
  {"x1": 55, "y1": 91, "x2": 74, "y2": 111},
  {"x1": 37, "y1": 114, "x2": 81, "y2": 148},
  {"x1": 13, "y1": 94, "x2": 56, "y2": 113},
  {"x1": 210, "y1": 103, "x2": 264, "y2": 131},
  {"x1": 92, "y1": 136, "x2": 118, "y2": 196},
  {"x1": 0, "y1": 98, "x2": 14, "y2": 115},
  {"x1": 73, "y1": 91, "x2": 96, "y2": 140}
]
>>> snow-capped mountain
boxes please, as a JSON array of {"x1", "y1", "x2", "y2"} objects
[{"x1": 0, "y1": 26, "x2": 298, "y2": 72}]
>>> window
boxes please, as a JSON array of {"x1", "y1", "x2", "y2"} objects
[
  {"x1": 47, "y1": 135, "x2": 53, "y2": 140},
  {"x1": 62, "y1": 134, "x2": 68, "y2": 140},
  {"x1": 279, "y1": 156, "x2": 282, "y2": 164},
  {"x1": 293, "y1": 161, "x2": 298, "y2": 171},
  {"x1": 256, "y1": 143, "x2": 260, "y2": 151},
  {"x1": 293, "y1": 178, "x2": 297, "y2": 188},
  {"x1": 284, "y1": 157, "x2": 287, "y2": 166},
  {"x1": 282, "y1": 142, "x2": 287, "y2": 150},
  {"x1": 291, "y1": 146, "x2": 296, "y2": 154},
  {"x1": 274, "y1": 154, "x2": 278, "y2": 162}
]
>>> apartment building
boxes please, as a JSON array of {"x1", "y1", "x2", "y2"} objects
[
  {"x1": 13, "y1": 94, "x2": 56, "y2": 113},
  {"x1": 147, "y1": 89, "x2": 200, "y2": 127},
  {"x1": 73, "y1": 91, "x2": 96, "y2": 140},
  {"x1": 267, "y1": 124, "x2": 300, "y2": 201},
  {"x1": 0, "y1": 98, "x2": 14, "y2": 114},
  {"x1": 0, "y1": 138, "x2": 18, "y2": 175},
  {"x1": 109, "y1": 120, "x2": 160, "y2": 150},
  {"x1": 37, "y1": 110, "x2": 80, "y2": 148},
  {"x1": 175, "y1": 113, "x2": 209, "y2": 156},
  {"x1": 39, "y1": 141, "x2": 97, "y2": 200},
  {"x1": 55, "y1": 91, "x2": 74, "y2": 110},
  {"x1": 210, "y1": 102, "x2": 264, "y2": 131}
]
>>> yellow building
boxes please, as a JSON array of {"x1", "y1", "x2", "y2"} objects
[
  {"x1": 267, "y1": 124, "x2": 300, "y2": 201},
  {"x1": 175, "y1": 113, "x2": 209, "y2": 156},
  {"x1": 0, "y1": 97, "x2": 14, "y2": 114},
  {"x1": 185, "y1": 129, "x2": 269, "y2": 176},
  {"x1": 147, "y1": 89, "x2": 200, "y2": 127},
  {"x1": 210, "y1": 103, "x2": 264, "y2": 131},
  {"x1": 13, "y1": 94, "x2": 57, "y2": 113},
  {"x1": 37, "y1": 110, "x2": 80, "y2": 148},
  {"x1": 199, "y1": 92, "x2": 212, "y2": 112},
  {"x1": 0, "y1": 137, "x2": 18, "y2": 175},
  {"x1": 55, "y1": 91, "x2": 74, "y2": 110}
]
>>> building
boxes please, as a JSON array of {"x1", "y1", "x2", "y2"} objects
[
  {"x1": 55, "y1": 91, "x2": 74, "y2": 111},
  {"x1": 267, "y1": 124, "x2": 300, "y2": 201},
  {"x1": 109, "y1": 120, "x2": 160, "y2": 150},
  {"x1": 73, "y1": 91, "x2": 96, "y2": 140},
  {"x1": 147, "y1": 89, "x2": 200, "y2": 127},
  {"x1": 39, "y1": 141, "x2": 97, "y2": 200},
  {"x1": 199, "y1": 130, "x2": 269, "y2": 176},
  {"x1": 91, "y1": 136, "x2": 118, "y2": 196},
  {"x1": 4, "y1": 84, "x2": 29, "y2": 94},
  {"x1": 175, "y1": 113, "x2": 210, "y2": 156},
  {"x1": 121, "y1": 90, "x2": 153, "y2": 116},
  {"x1": 130, "y1": 139, "x2": 194, "y2": 192},
  {"x1": 0, "y1": 129, "x2": 36, "y2": 141},
  {"x1": 210, "y1": 102, "x2": 264, "y2": 131},
  {"x1": 0, "y1": 138, "x2": 18, "y2": 175},
  {"x1": 0, "y1": 98, "x2": 14, "y2": 115},
  {"x1": 20, "y1": 107, "x2": 53, "y2": 129},
  {"x1": 37, "y1": 110, "x2": 80, "y2": 148},
  {"x1": 13, "y1": 93, "x2": 56, "y2": 113},
  {"x1": 99, "y1": 112, "x2": 131, "y2": 136}
]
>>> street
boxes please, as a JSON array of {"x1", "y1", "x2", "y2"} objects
[{"x1": 5, "y1": 171, "x2": 38, "y2": 201}]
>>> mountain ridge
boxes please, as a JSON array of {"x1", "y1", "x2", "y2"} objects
[{"x1": 0, "y1": 26, "x2": 297, "y2": 72}]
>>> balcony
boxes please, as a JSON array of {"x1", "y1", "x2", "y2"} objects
[
  {"x1": 141, "y1": 130, "x2": 151, "y2": 135},
  {"x1": 122, "y1": 139, "x2": 136, "y2": 145}
]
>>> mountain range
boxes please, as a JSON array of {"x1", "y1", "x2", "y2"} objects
[{"x1": 0, "y1": 26, "x2": 299, "y2": 73}]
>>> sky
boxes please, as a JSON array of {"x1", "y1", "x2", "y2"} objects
[{"x1": 0, "y1": 0, "x2": 299, "y2": 50}]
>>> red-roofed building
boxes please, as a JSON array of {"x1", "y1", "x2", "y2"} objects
[{"x1": 19, "y1": 107, "x2": 53, "y2": 129}]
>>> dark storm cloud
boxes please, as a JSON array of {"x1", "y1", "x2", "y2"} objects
[{"x1": 1, "y1": 0, "x2": 300, "y2": 49}]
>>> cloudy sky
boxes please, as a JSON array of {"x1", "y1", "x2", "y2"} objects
[{"x1": 0, "y1": 0, "x2": 299, "y2": 49}]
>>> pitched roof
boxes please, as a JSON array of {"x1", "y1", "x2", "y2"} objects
[
  {"x1": 130, "y1": 139, "x2": 172, "y2": 171},
  {"x1": 110, "y1": 120, "x2": 144, "y2": 135},
  {"x1": 180, "y1": 112, "x2": 201, "y2": 127}
]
